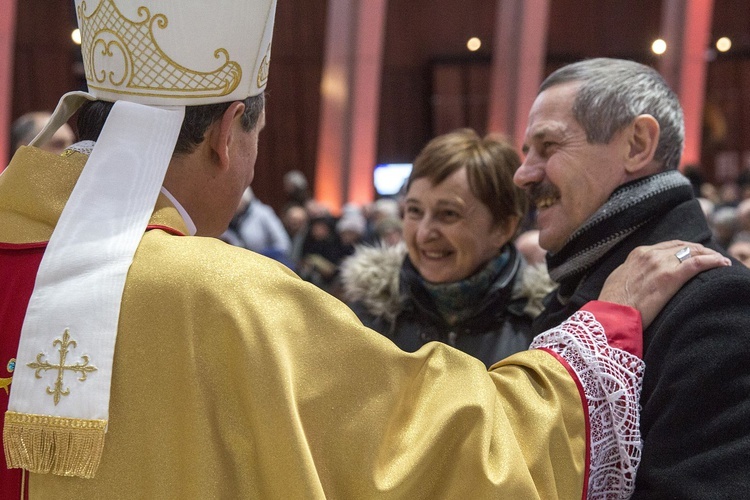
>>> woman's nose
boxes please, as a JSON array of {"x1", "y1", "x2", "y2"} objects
[{"x1": 416, "y1": 217, "x2": 439, "y2": 243}]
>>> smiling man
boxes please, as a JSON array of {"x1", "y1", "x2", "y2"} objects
[{"x1": 515, "y1": 57, "x2": 750, "y2": 498}]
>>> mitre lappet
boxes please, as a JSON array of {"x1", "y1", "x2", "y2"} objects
[{"x1": 3, "y1": 0, "x2": 276, "y2": 478}]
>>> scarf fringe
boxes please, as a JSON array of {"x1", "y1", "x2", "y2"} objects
[{"x1": 3, "y1": 411, "x2": 106, "y2": 479}]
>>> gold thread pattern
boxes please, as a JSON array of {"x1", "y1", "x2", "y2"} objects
[
  {"x1": 79, "y1": 0, "x2": 242, "y2": 98},
  {"x1": 3, "y1": 411, "x2": 106, "y2": 478},
  {"x1": 257, "y1": 43, "x2": 272, "y2": 88},
  {"x1": 27, "y1": 329, "x2": 97, "y2": 405}
]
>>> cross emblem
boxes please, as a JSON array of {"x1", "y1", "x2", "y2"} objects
[{"x1": 27, "y1": 329, "x2": 98, "y2": 405}]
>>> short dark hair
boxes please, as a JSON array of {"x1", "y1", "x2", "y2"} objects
[
  {"x1": 77, "y1": 93, "x2": 265, "y2": 156},
  {"x1": 407, "y1": 128, "x2": 527, "y2": 231}
]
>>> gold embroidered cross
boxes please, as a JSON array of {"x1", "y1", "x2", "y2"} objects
[{"x1": 27, "y1": 330, "x2": 97, "y2": 405}]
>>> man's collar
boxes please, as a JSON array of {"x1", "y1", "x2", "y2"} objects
[{"x1": 159, "y1": 186, "x2": 197, "y2": 236}]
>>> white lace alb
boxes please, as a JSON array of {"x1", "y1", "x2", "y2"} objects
[{"x1": 531, "y1": 310, "x2": 644, "y2": 500}]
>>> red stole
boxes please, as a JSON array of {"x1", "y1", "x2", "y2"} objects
[{"x1": 1, "y1": 242, "x2": 45, "y2": 500}]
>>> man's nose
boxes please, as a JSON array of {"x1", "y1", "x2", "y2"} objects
[{"x1": 514, "y1": 154, "x2": 544, "y2": 188}]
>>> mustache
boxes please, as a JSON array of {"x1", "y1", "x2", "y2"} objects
[{"x1": 528, "y1": 183, "x2": 560, "y2": 204}]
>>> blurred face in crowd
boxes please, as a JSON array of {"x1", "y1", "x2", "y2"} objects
[
  {"x1": 283, "y1": 205, "x2": 308, "y2": 235},
  {"x1": 12, "y1": 112, "x2": 75, "y2": 154},
  {"x1": 403, "y1": 167, "x2": 512, "y2": 283},
  {"x1": 339, "y1": 229, "x2": 361, "y2": 246},
  {"x1": 728, "y1": 241, "x2": 750, "y2": 268},
  {"x1": 42, "y1": 123, "x2": 76, "y2": 154},
  {"x1": 310, "y1": 219, "x2": 332, "y2": 241},
  {"x1": 513, "y1": 82, "x2": 630, "y2": 254}
]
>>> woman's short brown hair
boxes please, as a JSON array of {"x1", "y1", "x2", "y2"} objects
[{"x1": 407, "y1": 128, "x2": 527, "y2": 231}]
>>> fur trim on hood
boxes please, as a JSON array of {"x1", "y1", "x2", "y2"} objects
[
  {"x1": 340, "y1": 242, "x2": 556, "y2": 322},
  {"x1": 339, "y1": 242, "x2": 406, "y2": 322}
]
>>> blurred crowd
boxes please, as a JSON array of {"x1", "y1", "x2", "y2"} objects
[
  {"x1": 220, "y1": 169, "x2": 406, "y2": 298},
  {"x1": 684, "y1": 165, "x2": 750, "y2": 267}
]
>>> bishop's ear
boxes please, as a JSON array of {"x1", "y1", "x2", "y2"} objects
[
  {"x1": 625, "y1": 114, "x2": 660, "y2": 174},
  {"x1": 208, "y1": 101, "x2": 246, "y2": 170}
]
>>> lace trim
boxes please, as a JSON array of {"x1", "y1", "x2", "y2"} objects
[
  {"x1": 65, "y1": 140, "x2": 96, "y2": 156},
  {"x1": 530, "y1": 310, "x2": 644, "y2": 499}
]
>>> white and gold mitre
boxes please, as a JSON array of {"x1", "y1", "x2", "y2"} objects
[{"x1": 76, "y1": 0, "x2": 276, "y2": 105}]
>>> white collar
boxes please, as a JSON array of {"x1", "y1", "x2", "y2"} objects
[{"x1": 159, "y1": 186, "x2": 197, "y2": 236}]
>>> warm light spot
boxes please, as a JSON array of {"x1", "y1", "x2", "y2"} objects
[
  {"x1": 71, "y1": 28, "x2": 81, "y2": 45},
  {"x1": 716, "y1": 37, "x2": 732, "y2": 52},
  {"x1": 320, "y1": 70, "x2": 348, "y2": 104},
  {"x1": 467, "y1": 37, "x2": 482, "y2": 52},
  {"x1": 651, "y1": 39, "x2": 667, "y2": 55}
]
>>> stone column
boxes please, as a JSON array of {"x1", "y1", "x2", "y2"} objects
[
  {"x1": 315, "y1": 0, "x2": 387, "y2": 213},
  {"x1": 659, "y1": 0, "x2": 715, "y2": 168},
  {"x1": 0, "y1": 0, "x2": 17, "y2": 167},
  {"x1": 487, "y1": 0, "x2": 550, "y2": 151}
]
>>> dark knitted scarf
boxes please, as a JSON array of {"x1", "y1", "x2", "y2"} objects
[
  {"x1": 546, "y1": 170, "x2": 694, "y2": 297},
  {"x1": 421, "y1": 247, "x2": 511, "y2": 325}
]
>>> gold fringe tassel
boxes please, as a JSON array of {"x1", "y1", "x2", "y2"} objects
[{"x1": 3, "y1": 411, "x2": 106, "y2": 479}]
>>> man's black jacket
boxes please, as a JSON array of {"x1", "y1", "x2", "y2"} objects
[{"x1": 534, "y1": 198, "x2": 750, "y2": 499}]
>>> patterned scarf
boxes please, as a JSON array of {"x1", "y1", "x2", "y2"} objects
[
  {"x1": 421, "y1": 247, "x2": 511, "y2": 325},
  {"x1": 546, "y1": 170, "x2": 693, "y2": 297}
]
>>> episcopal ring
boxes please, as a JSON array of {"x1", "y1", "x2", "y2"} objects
[{"x1": 675, "y1": 246, "x2": 692, "y2": 263}]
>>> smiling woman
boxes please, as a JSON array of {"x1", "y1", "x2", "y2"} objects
[{"x1": 340, "y1": 128, "x2": 556, "y2": 367}]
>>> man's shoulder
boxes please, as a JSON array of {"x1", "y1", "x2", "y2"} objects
[
  {"x1": 647, "y1": 259, "x2": 750, "y2": 341},
  {"x1": 677, "y1": 258, "x2": 750, "y2": 308},
  {"x1": 134, "y1": 231, "x2": 299, "y2": 288},
  {"x1": 679, "y1": 258, "x2": 750, "y2": 296}
]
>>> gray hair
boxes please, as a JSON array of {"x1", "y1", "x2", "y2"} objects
[{"x1": 540, "y1": 58, "x2": 684, "y2": 171}]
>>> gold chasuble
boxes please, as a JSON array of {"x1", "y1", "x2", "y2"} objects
[{"x1": 1, "y1": 148, "x2": 643, "y2": 499}]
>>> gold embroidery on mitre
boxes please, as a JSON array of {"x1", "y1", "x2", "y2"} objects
[
  {"x1": 27, "y1": 329, "x2": 97, "y2": 405},
  {"x1": 257, "y1": 43, "x2": 272, "y2": 88},
  {"x1": 79, "y1": 0, "x2": 242, "y2": 99}
]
